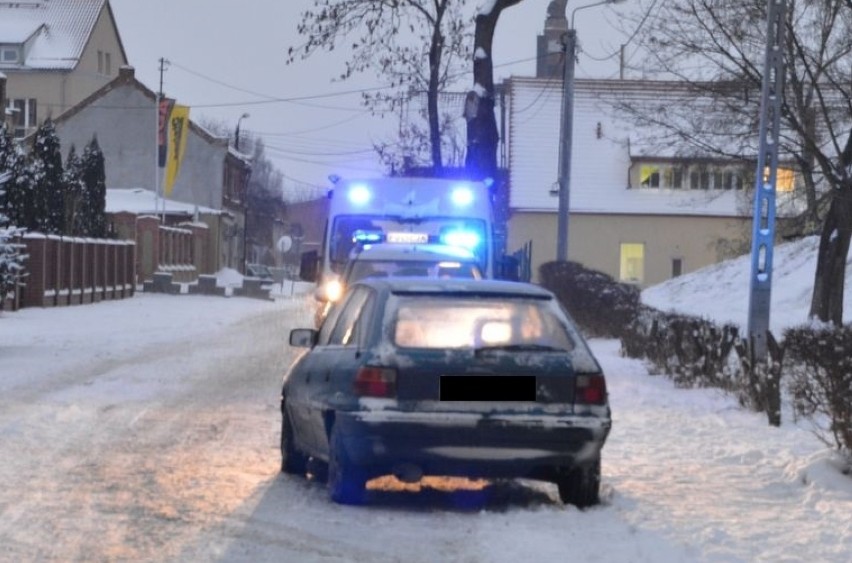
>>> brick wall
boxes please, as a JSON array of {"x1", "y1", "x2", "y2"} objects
[{"x1": 19, "y1": 235, "x2": 136, "y2": 309}]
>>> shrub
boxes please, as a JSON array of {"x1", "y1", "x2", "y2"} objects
[
  {"x1": 785, "y1": 324, "x2": 852, "y2": 457},
  {"x1": 539, "y1": 261, "x2": 641, "y2": 339}
]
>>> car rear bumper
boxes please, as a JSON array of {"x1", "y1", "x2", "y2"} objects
[{"x1": 334, "y1": 408, "x2": 611, "y2": 479}]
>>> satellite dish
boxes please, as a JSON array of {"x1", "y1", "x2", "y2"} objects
[{"x1": 277, "y1": 235, "x2": 293, "y2": 254}]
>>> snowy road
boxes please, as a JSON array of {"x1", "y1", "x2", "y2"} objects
[{"x1": 0, "y1": 293, "x2": 849, "y2": 562}]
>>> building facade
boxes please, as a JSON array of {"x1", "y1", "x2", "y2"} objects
[{"x1": 50, "y1": 66, "x2": 251, "y2": 275}]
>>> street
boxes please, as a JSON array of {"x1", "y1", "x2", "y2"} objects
[{"x1": 0, "y1": 293, "x2": 849, "y2": 562}]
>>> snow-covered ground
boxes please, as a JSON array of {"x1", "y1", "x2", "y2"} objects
[{"x1": 0, "y1": 243, "x2": 850, "y2": 561}]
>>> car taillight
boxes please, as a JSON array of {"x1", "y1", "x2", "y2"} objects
[
  {"x1": 354, "y1": 366, "x2": 397, "y2": 398},
  {"x1": 575, "y1": 374, "x2": 607, "y2": 405}
]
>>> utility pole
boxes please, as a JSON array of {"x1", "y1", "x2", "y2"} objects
[
  {"x1": 556, "y1": 27, "x2": 576, "y2": 262},
  {"x1": 747, "y1": 0, "x2": 787, "y2": 360},
  {"x1": 556, "y1": 0, "x2": 625, "y2": 262},
  {"x1": 155, "y1": 57, "x2": 169, "y2": 223}
]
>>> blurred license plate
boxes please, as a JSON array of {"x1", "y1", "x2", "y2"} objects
[
  {"x1": 440, "y1": 375, "x2": 535, "y2": 401},
  {"x1": 387, "y1": 232, "x2": 429, "y2": 243}
]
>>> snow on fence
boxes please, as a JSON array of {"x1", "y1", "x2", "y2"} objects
[{"x1": 16, "y1": 234, "x2": 136, "y2": 309}]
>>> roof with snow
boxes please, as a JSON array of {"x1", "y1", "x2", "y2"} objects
[
  {"x1": 505, "y1": 77, "x2": 803, "y2": 218},
  {"x1": 106, "y1": 188, "x2": 223, "y2": 217},
  {"x1": 0, "y1": 0, "x2": 109, "y2": 70}
]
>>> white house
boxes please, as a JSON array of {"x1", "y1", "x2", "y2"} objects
[
  {"x1": 502, "y1": 4, "x2": 801, "y2": 287},
  {"x1": 0, "y1": 0, "x2": 128, "y2": 138}
]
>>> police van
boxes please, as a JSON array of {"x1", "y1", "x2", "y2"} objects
[{"x1": 300, "y1": 176, "x2": 503, "y2": 302}]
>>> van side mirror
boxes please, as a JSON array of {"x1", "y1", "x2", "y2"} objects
[
  {"x1": 299, "y1": 250, "x2": 319, "y2": 282},
  {"x1": 498, "y1": 255, "x2": 520, "y2": 281}
]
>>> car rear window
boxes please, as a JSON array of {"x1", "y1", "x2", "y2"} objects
[{"x1": 390, "y1": 296, "x2": 575, "y2": 351}]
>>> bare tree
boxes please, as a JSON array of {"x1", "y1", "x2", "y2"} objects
[
  {"x1": 464, "y1": 0, "x2": 525, "y2": 180},
  {"x1": 289, "y1": 0, "x2": 472, "y2": 175},
  {"x1": 619, "y1": 0, "x2": 852, "y2": 324}
]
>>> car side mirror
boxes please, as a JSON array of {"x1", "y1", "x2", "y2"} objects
[{"x1": 289, "y1": 328, "x2": 318, "y2": 348}]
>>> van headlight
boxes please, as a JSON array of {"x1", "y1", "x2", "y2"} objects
[{"x1": 324, "y1": 279, "x2": 344, "y2": 302}]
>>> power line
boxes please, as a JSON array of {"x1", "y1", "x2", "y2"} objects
[{"x1": 584, "y1": 0, "x2": 660, "y2": 63}]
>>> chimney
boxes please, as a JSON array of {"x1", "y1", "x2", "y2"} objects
[
  {"x1": 118, "y1": 65, "x2": 135, "y2": 81},
  {"x1": 537, "y1": 0, "x2": 568, "y2": 79}
]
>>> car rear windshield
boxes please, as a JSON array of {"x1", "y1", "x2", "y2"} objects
[
  {"x1": 389, "y1": 294, "x2": 572, "y2": 347},
  {"x1": 388, "y1": 295, "x2": 600, "y2": 371}
]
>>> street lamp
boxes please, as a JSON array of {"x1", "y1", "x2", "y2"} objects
[
  {"x1": 235, "y1": 112, "x2": 250, "y2": 151},
  {"x1": 556, "y1": 0, "x2": 625, "y2": 262}
]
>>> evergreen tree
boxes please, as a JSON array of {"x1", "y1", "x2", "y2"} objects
[
  {"x1": 31, "y1": 119, "x2": 65, "y2": 234},
  {"x1": 0, "y1": 176, "x2": 26, "y2": 312},
  {"x1": 0, "y1": 123, "x2": 35, "y2": 229},
  {"x1": 63, "y1": 145, "x2": 85, "y2": 236},
  {"x1": 0, "y1": 124, "x2": 11, "y2": 214},
  {"x1": 81, "y1": 136, "x2": 107, "y2": 238}
]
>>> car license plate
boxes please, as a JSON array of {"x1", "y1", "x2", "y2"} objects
[
  {"x1": 439, "y1": 375, "x2": 536, "y2": 401},
  {"x1": 387, "y1": 231, "x2": 429, "y2": 244}
]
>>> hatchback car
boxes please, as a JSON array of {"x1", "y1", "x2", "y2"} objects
[
  {"x1": 314, "y1": 242, "x2": 483, "y2": 325},
  {"x1": 317, "y1": 242, "x2": 482, "y2": 302},
  {"x1": 281, "y1": 278, "x2": 611, "y2": 507}
]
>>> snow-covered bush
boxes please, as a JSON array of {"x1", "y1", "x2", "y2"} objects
[
  {"x1": 0, "y1": 173, "x2": 27, "y2": 311},
  {"x1": 539, "y1": 260, "x2": 641, "y2": 339},
  {"x1": 785, "y1": 325, "x2": 852, "y2": 462}
]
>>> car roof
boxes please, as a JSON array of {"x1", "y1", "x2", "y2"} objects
[
  {"x1": 353, "y1": 277, "x2": 554, "y2": 298},
  {"x1": 349, "y1": 243, "x2": 478, "y2": 262}
]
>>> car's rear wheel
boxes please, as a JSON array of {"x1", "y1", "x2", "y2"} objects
[
  {"x1": 557, "y1": 457, "x2": 601, "y2": 508},
  {"x1": 327, "y1": 424, "x2": 367, "y2": 505},
  {"x1": 280, "y1": 402, "x2": 308, "y2": 476}
]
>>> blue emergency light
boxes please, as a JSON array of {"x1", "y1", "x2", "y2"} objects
[
  {"x1": 440, "y1": 229, "x2": 481, "y2": 250},
  {"x1": 352, "y1": 229, "x2": 383, "y2": 244},
  {"x1": 451, "y1": 187, "x2": 474, "y2": 207},
  {"x1": 348, "y1": 184, "x2": 372, "y2": 206}
]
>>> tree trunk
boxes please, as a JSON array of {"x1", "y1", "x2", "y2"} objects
[
  {"x1": 465, "y1": 0, "x2": 524, "y2": 180},
  {"x1": 428, "y1": 22, "x2": 443, "y2": 175},
  {"x1": 809, "y1": 188, "x2": 852, "y2": 324}
]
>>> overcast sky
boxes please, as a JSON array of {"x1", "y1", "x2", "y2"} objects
[{"x1": 109, "y1": 0, "x2": 631, "y2": 197}]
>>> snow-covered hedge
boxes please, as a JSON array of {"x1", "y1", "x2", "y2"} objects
[{"x1": 539, "y1": 258, "x2": 852, "y2": 464}]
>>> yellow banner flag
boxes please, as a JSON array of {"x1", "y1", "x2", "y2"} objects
[{"x1": 164, "y1": 104, "x2": 190, "y2": 196}]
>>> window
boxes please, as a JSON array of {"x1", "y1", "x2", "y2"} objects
[
  {"x1": 7, "y1": 98, "x2": 37, "y2": 137},
  {"x1": 775, "y1": 168, "x2": 795, "y2": 192},
  {"x1": 723, "y1": 171, "x2": 743, "y2": 190},
  {"x1": 97, "y1": 50, "x2": 103, "y2": 74},
  {"x1": 619, "y1": 243, "x2": 645, "y2": 284},
  {"x1": 690, "y1": 169, "x2": 710, "y2": 190},
  {"x1": 672, "y1": 258, "x2": 683, "y2": 278},
  {"x1": 1, "y1": 46, "x2": 19, "y2": 63},
  {"x1": 635, "y1": 161, "x2": 749, "y2": 191},
  {"x1": 665, "y1": 167, "x2": 684, "y2": 189},
  {"x1": 328, "y1": 288, "x2": 372, "y2": 346},
  {"x1": 391, "y1": 297, "x2": 574, "y2": 351},
  {"x1": 105, "y1": 52, "x2": 112, "y2": 75},
  {"x1": 640, "y1": 164, "x2": 661, "y2": 188}
]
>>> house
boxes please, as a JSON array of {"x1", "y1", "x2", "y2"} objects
[
  {"x1": 0, "y1": 0, "x2": 128, "y2": 138},
  {"x1": 48, "y1": 65, "x2": 252, "y2": 276},
  {"x1": 502, "y1": 5, "x2": 800, "y2": 288}
]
